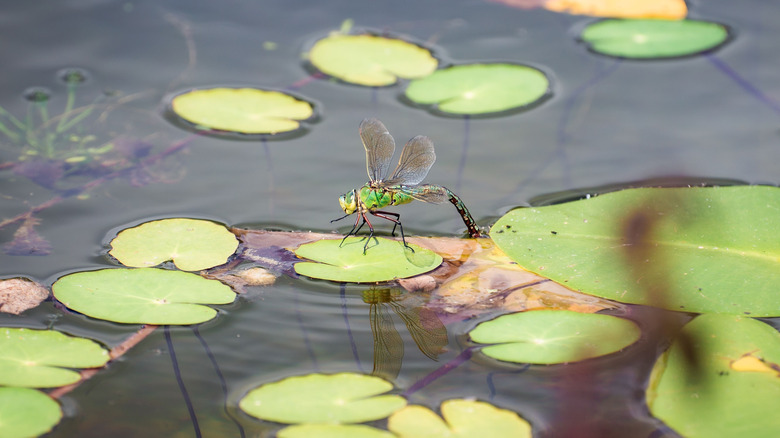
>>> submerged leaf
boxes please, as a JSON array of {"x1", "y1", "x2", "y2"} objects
[
  {"x1": 308, "y1": 33, "x2": 438, "y2": 86},
  {"x1": 294, "y1": 237, "x2": 442, "y2": 283},
  {"x1": 580, "y1": 19, "x2": 730, "y2": 59},
  {"x1": 278, "y1": 424, "x2": 395, "y2": 438},
  {"x1": 0, "y1": 387, "x2": 62, "y2": 438},
  {"x1": 52, "y1": 268, "x2": 235, "y2": 325},
  {"x1": 647, "y1": 314, "x2": 780, "y2": 437},
  {"x1": 0, "y1": 328, "x2": 109, "y2": 388},
  {"x1": 0, "y1": 278, "x2": 49, "y2": 315},
  {"x1": 3, "y1": 216, "x2": 51, "y2": 256},
  {"x1": 389, "y1": 399, "x2": 531, "y2": 438},
  {"x1": 469, "y1": 310, "x2": 640, "y2": 364},
  {"x1": 239, "y1": 372, "x2": 406, "y2": 424},
  {"x1": 491, "y1": 186, "x2": 780, "y2": 316},
  {"x1": 109, "y1": 218, "x2": 239, "y2": 271},
  {"x1": 405, "y1": 63, "x2": 550, "y2": 115},
  {"x1": 169, "y1": 87, "x2": 315, "y2": 135}
]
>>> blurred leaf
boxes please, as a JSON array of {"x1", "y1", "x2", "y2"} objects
[
  {"x1": 239, "y1": 372, "x2": 406, "y2": 424},
  {"x1": 294, "y1": 237, "x2": 442, "y2": 283},
  {"x1": 109, "y1": 218, "x2": 239, "y2": 271},
  {"x1": 3, "y1": 216, "x2": 51, "y2": 256},
  {"x1": 543, "y1": 0, "x2": 687, "y2": 19},
  {"x1": 308, "y1": 34, "x2": 438, "y2": 86},
  {"x1": 170, "y1": 87, "x2": 314, "y2": 134},
  {"x1": 405, "y1": 63, "x2": 550, "y2": 115},
  {"x1": 469, "y1": 310, "x2": 640, "y2": 364},
  {"x1": 647, "y1": 314, "x2": 780, "y2": 437},
  {"x1": 0, "y1": 387, "x2": 62, "y2": 438},
  {"x1": 388, "y1": 399, "x2": 531, "y2": 438},
  {"x1": 580, "y1": 19, "x2": 730, "y2": 59},
  {"x1": 278, "y1": 424, "x2": 395, "y2": 438},
  {"x1": 0, "y1": 328, "x2": 109, "y2": 387},
  {"x1": 491, "y1": 186, "x2": 780, "y2": 316},
  {"x1": 52, "y1": 268, "x2": 235, "y2": 325},
  {"x1": 0, "y1": 278, "x2": 49, "y2": 315}
]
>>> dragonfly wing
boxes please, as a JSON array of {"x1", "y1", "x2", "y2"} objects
[
  {"x1": 384, "y1": 135, "x2": 436, "y2": 186},
  {"x1": 360, "y1": 118, "x2": 395, "y2": 183},
  {"x1": 397, "y1": 184, "x2": 449, "y2": 204}
]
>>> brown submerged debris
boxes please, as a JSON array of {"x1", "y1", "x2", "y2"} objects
[{"x1": 0, "y1": 277, "x2": 49, "y2": 314}]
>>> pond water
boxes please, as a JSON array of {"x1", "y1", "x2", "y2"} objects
[{"x1": 0, "y1": 0, "x2": 778, "y2": 436}]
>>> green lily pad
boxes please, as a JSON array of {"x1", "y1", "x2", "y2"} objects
[
  {"x1": 307, "y1": 33, "x2": 438, "y2": 86},
  {"x1": 491, "y1": 186, "x2": 780, "y2": 316},
  {"x1": 169, "y1": 87, "x2": 315, "y2": 135},
  {"x1": 239, "y1": 372, "x2": 406, "y2": 424},
  {"x1": 109, "y1": 218, "x2": 239, "y2": 271},
  {"x1": 52, "y1": 268, "x2": 235, "y2": 325},
  {"x1": 0, "y1": 328, "x2": 109, "y2": 387},
  {"x1": 580, "y1": 19, "x2": 730, "y2": 59},
  {"x1": 647, "y1": 314, "x2": 780, "y2": 437},
  {"x1": 388, "y1": 399, "x2": 531, "y2": 438},
  {"x1": 278, "y1": 424, "x2": 395, "y2": 438},
  {"x1": 404, "y1": 63, "x2": 550, "y2": 116},
  {"x1": 294, "y1": 237, "x2": 442, "y2": 283},
  {"x1": 0, "y1": 387, "x2": 62, "y2": 438},
  {"x1": 469, "y1": 310, "x2": 640, "y2": 364}
]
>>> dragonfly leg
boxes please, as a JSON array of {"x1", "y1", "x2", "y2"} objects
[
  {"x1": 371, "y1": 210, "x2": 413, "y2": 252},
  {"x1": 339, "y1": 213, "x2": 363, "y2": 247},
  {"x1": 361, "y1": 212, "x2": 377, "y2": 254}
]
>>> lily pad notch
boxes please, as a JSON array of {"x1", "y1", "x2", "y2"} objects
[{"x1": 164, "y1": 86, "x2": 318, "y2": 139}]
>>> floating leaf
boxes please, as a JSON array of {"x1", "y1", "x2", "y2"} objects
[
  {"x1": 0, "y1": 387, "x2": 62, "y2": 438},
  {"x1": 469, "y1": 310, "x2": 640, "y2": 364},
  {"x1": 0, "y1": 278, "x2": 49, "y2": 315},
  {"x1": 109, "y1": 218, "x2": 239, "y2": 271},
  {"x1": 307, "y1": 33, "x2": 438, "y2": 86},
  {"x1": 491, "y1": 186, "x2": 780, "y2": 316},
  {"x1": 169, "y1": 87, "x2": 315, "y2": 135},
  {"x1": 278, "y1": 424, "x2": 395, "y2": 438},
  {"x1": 580, "y1": 19, "x2": 730, "y2": 59},
  {"x1": 52, "y1": 268, "x2": 235, "y2": 325},
  {"x1": 647, "y1": 314, "x2": 780, "y2": 437},
  {"x1": 294, "y1": 237, "x2": 442, "y2": 283},
  {"x1": 0, "y1": 328, "x2": 109, "y2": 387},
  {"x1": 541, "y1": 0, "x2": 687, "y2": 19},
  {"x1": 404, "y1": 63, "x2": 550, "y2": 116},
  {"x1": 388, "y1": 399, "x2": 531, "y2": 438},
  {"x1": 239, "y1": 372, "x2": 406, "y2": 424}
]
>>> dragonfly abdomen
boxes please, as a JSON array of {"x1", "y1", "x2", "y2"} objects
[{"x1": 442, "y1": 186, "x2": 483, "y2": 238}]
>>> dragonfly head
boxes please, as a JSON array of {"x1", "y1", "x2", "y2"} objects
[{"x1": 339, "y1": 189, "x2": 358, "y2": 215}]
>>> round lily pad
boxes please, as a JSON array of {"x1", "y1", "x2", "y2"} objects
[
  {"x1": 0, "y1": 387, "x2": 62, "y2": 438},
  {"x1": 388, "y1": 399, "x2": 531, "y2": 438},
  {"x1": 293, "y1": 237, "x2": 442, "y2": 283},
  {"x1": 168, "y1": 87, "x2": 315, "y2": 136},
  {"x1": 109, "y1": 218, "x2": 239, "y2": 271},
  {"x1": 580, "y1": 19, "x2": 730, "y2": 59},
  {"x1": 647, "y1": 314, "x2": 780, "y2": 437},
  {"x1": 469, "y1": 310, "x2": 640, "y2": 364},
  {"x1": 307, "y1": 33, "x2": 438, "y2": 86},
  {"x1": 239, "y1": 372, "x2": 407, "y2": 424},
  {"x1": 490, "y1": 186, "x2": 780, "y2": 316},
  {"x1": 52, "y1": 268, "x2": 236, "y2": 325},
  {"x1": 404, "y1": 63, "x2": 550, "y2": 116},
  {"x1": 0, "y1": 328, "x2": 109, "y2": 388},
  {"x1": 278, "y1": 424, "x2": 395, "y2": 438}
]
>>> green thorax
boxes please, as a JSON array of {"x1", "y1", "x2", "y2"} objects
[{"x1": 359, "y1": 184, "x2": 413, "y2": 210}]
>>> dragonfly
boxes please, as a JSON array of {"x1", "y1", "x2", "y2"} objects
[{"x1": 332, "y1": 118, "x2": 482, "y2": 253}]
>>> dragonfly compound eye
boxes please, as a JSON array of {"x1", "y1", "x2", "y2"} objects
[{"x1": 339, "y1": 191, "x2": 357, "y2": 214}]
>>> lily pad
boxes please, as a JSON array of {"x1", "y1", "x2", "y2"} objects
[
  {"x1": 469, "y1": 310, "x2": 640, "y2": 364},
  {"x1": 109, "y1": 218, "x2": 239, "y2": 271},
  {"x1": 0, "y1": 387, "x2": 62, "y2": 438},
  {"x1": 490, "y1": 186, "x2": 780, "y2": 316},
  {"x1": 0, "y1": 328, "x2": 109, "y2": 387},
  {"x1": 647, "y1": 314, "x2": 780, "y2": 437},
  {"x1": 580, "y1": 19, "x2": 730, "y2": 59},
  {"x1": 52, "y1": 268, "x2": 235, "y2": 325},
  {"x1": 239, "y1": 372, "x2": 407, "y2": 424},
  {"x1": 307, "y1": 33, "x2": 438, "y2": 86},
  {"x1": 278, "y1": 424, "x2": 395, "y2": 438},
  {"x1": 388, "y1": 399, "x2": 531, "y2": 438},
  {"x1": 404, "y1": 63, "x2": 550, "y2": 116},
  {"x1": 294, "y1": 237, "x2": 442, "y2": 283},
  {"x1": 168, "y1": 87, "x2": 315, "y2": 135}
]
